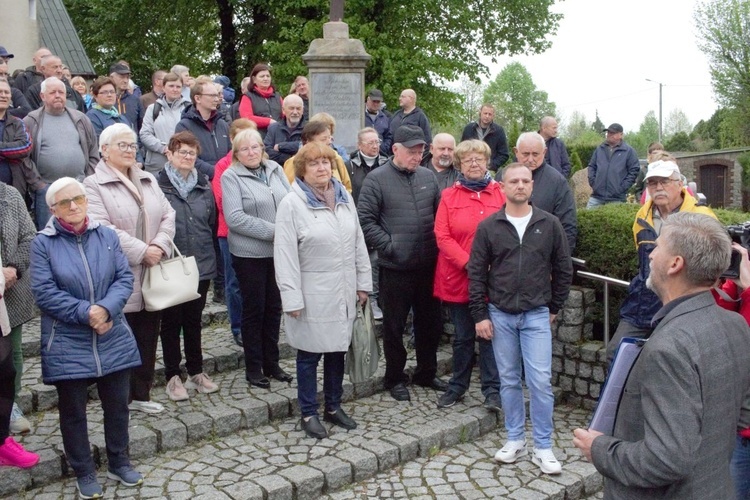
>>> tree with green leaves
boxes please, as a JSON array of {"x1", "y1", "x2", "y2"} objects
[
  {"x1": 482, "y1": 62, "x2": 556, "y2": 134},
  {"x1": 664, "y1": 108, "x2": 692, "y2": 141},
  {"x1": 65, "y1": 0, "x2": 562, "y2": 126}
]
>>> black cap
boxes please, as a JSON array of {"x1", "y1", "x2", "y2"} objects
[
  {"x1": 109, "y1": 63, "x2": 131, "y2": 75},
  {"x1": 604, "y1": 123, "x2": 623, "y2": 133},
  {"x1": 367, "y1": 88, "x2": 384, "y2": 100},
  {"x1": 0, "y1": 47, "x2": 14, "y2": 59},
  {"x1": 393, "y1": 125, "x2": 426, "y2": 147}
]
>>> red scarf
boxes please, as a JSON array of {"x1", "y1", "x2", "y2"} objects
[
  {"x1": 253, "y1": 85, "x2": 275, "y2": 98},
  {"x1": 57, "y1": 216, "x2": 89, "y2": 235}
]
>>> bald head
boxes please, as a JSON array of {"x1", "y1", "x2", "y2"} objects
[
  {"x1": 399, "y1": 89, "x2": 417, "y2": 112},
  {"x1": 33, "y1": 47, "x2": 52, "y2": 71},
  {"x1": 430, "y1": 133, "x2": 456, "y2": 171},
  {"x1": 40, "y1": 55, "x2": 63, "y2": 79}
]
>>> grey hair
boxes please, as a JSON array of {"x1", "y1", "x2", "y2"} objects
[
  {"x1": 539, "y1": 116, "x2": 556, "y2": 128},
  {"x1": 661, "y1": 212, "x2": 731, "y2": 286},
  {"x1": 45, "y1": 177, "x2": 86, "y2": 208},
  {"x1": 516, "y1": 131, "x2": 546, "y2": 149},
  {"x1": 170, "y1": 64, "x2": 189, "y2": 76},
  {"x1": 357, "y1": 127, "x2": 379, "y2": 142},
  {"x1": 99, "y1": 123, "x2": 137, "y2": 154},
  {"x1": 40, "y1": 76, "x2": 63, "y2": 93}
]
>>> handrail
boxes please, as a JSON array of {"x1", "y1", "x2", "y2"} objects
[{"x1": 575, "y1": 270, "x2": 630, "y2": 348}]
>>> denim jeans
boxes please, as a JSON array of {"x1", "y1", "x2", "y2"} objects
[
  {"x1": 296, "y1": 349, "x2": 345, "y2": 418},
  {"x1": 732, "y1": 435, "x2": 750, "y2": 500},
  {"x1": 218, "y1": 238, "x2": 242, "y2": 335},
  {"x1": 55, "y1": 368, "x2": 132, "y2": 477},
  {"x1": 160, "y1": 280, "x2": 210, "y2": 380},
  {"x1": 489, "y1": 304, "x2": 554, "y2": 449},
  {"x1": 446, "y1": 303, "x2": 499, "y2": 397},
  {"x1": 34, "y1": 185, "x2": 52, "y2": 230}
]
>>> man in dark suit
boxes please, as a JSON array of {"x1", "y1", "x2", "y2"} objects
[{"x1": 574, "y1": 212, "x2": 750, "y2": 499}]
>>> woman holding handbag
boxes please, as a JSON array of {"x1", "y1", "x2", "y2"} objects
[
  {"x1": 84, "y1": 123, "x2": 176, "y2": 415},
  {"x1": 157, "y1": 131, "x2": 218, "y2": 401},
  {"x1": 222, "y1": 128, "x2": 291, "y2": 389},
  {"x1": 274, "y1": 142, "x2": 371, "y2": 439}
]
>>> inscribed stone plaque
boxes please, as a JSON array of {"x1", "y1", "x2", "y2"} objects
[{"x1": 311, "y1": 72, "x2": 362, "y2": 153}]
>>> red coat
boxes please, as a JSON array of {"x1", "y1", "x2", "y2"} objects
[
  {"x1": 212, "y1": 151, "x2": 233, "y2": 238},
  {"x1": 433, "y1": 181, "x2": 505, "y2": 303}
]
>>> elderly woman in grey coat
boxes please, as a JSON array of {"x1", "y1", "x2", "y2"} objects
[{"x1": 274, "y1": 142, "x2": 371, "y2": 440}]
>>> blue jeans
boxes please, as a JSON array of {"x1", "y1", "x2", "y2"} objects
[
  {"x1": 296, "y1": 349, "x2": 345, "y2": 418},
  {"x1": 34, "y1": 185, "x2": 52, "y2": 230},
  {"x1": 732, "y1": 434, "x2": 750, "y2": 499},
  {"x1": 218, "y1": 238, "x2": 242, "y2": 335},
  {"x1": 55, "y1": 368, "x2": 132, "y2": 477},
  {"x1": 446, "y1": 303, "x2": 499, "y2": 397},
  {"x1": 489, "y1": 304, "x2": 554, "y2": 449}
]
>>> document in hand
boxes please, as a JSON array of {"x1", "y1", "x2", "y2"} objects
[{"x1": 589, "y1": 337, "x2": 647, "y2": 435}]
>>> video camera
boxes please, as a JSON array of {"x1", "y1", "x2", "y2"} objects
[{"x1": 723, "y1": 222, "x2": 750, "y2": 279}]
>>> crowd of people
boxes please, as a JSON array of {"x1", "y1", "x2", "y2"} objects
[{"x1": 1, "y1": 43, "x2": 750, "y2": 499}]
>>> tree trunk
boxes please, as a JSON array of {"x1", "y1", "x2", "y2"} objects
[{"x1": 215, "y1": 0, "x2": 238, "y2": 87}]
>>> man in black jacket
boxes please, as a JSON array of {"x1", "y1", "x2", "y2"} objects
[
  {"x1": 461, "y1": 104, "x2": 509, "y2": 172},
  {"x1": 469, "y1": 162, "x2": 572, "y2": 475},
  {"x1": 358, "y1": 125, "x2": 448, "y2": 401},
  {"x1": 263, "y1": 94, "x2": 305, "y2": 164}
]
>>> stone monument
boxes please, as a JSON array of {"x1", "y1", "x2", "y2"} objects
[{"x1": 302, "y1": 1, "x2": 371, "y2": 154}]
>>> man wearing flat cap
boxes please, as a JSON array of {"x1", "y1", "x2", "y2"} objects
[
  {"x1": 586, "y1": 123, "x2": 640, "y2": 208},
  {"x1": 358, "y1": 124, "x2": 448, "y2": 402},
  {"x1": 364, "y1": 88, "x2": 392, "y2": 156},
  {"x1": 109, "y1": 62, "x2": 143, "y2": 132}
]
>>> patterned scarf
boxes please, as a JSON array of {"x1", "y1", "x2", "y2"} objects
[
  {"x1": 307, "y1": 180, "x2": 335, "y2": 210},
  {"x1": 93, "y1": 103, "x2": 120, "y2": 118},
  {"x1": 165, "y1": 162, "x2": 197, "y2": 200}
]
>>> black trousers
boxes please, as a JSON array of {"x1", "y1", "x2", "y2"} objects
[
  {"x1": 232, "y1": 256, "x2": 282, "y2": 377},
  {"x1": 125, "y1": 309, "x2": 162, "y2": 402},
  {"x1": 160, "y1": 280, "x2": 211, "y2": 381},
  {"x1": 379, "y1": 266, "x2": 442, "y2": 388},
  {"x1": 0, "y1": 334, "x2": 15, "y2": 441}
]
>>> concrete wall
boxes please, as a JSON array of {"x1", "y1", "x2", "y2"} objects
[{"x1": 4, "y1": 1, "x2": 39, "y2": 74}]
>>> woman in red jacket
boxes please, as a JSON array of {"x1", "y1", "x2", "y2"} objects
[
  {"x1": 433, "y1": 139, "x2": 506, "y2": 411},
  {"x1": 238, "y1": 63, "x2": 283, "y2": 138},
  {"x1": 713, "y1": 242, "x2": 750, "y2": 500}
]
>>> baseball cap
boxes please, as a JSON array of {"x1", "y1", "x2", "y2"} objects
[
  {"x1": 367, "y1": 88, "x2": 384, "y2": 100},
  {"x1": 393, "y1": 125, "x2": 426, "y2": 147},
  {"x1": 644, "y1": 160, "x2": 681, "y2": 180},
  {"x1": 109, "y1": 63, "x2": 131, "y2": 75},
  {"x1": 604, "y1": 123, "x2": 623, "y2": 133},
  {"x1": 0, "y1": 47, "x2": 14, "y2": 59}
]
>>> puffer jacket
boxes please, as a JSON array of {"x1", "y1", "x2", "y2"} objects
[
  {"x1": 0, "y1": 113, "x2": 43, "y2": 198},
  {"x1": 157, "y1": 167, "x2": 217, "y2": 280},
  {"x1": 83, "y1": 159, "x2": 176, "y2": 313},
  {"x1": 587, "y1": 140, "x2": 640, "y2": 202},
  {"x1": 619, "y1": 190, "x2": 715, "y2": 329},
  {"x1": 274, "y1": 179, "x2": 372, "y2": 353},
  {"x1": 175, "y1": 107, "x2": 231, "y2": 180},
  {"x1": 30, "y1": 217, "x2": 140, "y2": 383},
  {"x1": 346, "y1": 150, "x2": 389, "y2": 205},
  {"x1": 357, "y1": 159, "x2": 441, "y2": 270},
  {"x1": 139, "y1": 96, "x2": 191, "y2": 174}
]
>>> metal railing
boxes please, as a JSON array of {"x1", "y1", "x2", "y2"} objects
[{"x1": 573, "y1": 258, "x2": 630, "y2": 348}]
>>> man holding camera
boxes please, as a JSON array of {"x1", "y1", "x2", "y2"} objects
[{"x1": 606, "y1": 160, "x2": 715, "y2": 361}]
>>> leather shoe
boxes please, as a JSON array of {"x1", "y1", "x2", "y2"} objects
[
  {"x1": 266, "y1": 366, "x2": 293, "y2": 383},
  {"x1": 324, "y1": 408, "x2": 357, "y2": 430},
  {"x1": 418, "y1": 377, "x2": 449, "y2": 392},
  {"x1": 301, "y1": 415, "x2": 327, "y2": 439},
  {"x1": 246, "y1": 374, "x2": 270, "y2": 389},
  {"x1": 389, "y1": 383, "x2": 411, "y2": 401}
]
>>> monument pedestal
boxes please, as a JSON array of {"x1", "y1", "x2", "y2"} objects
[{"x1": 302, "y1": 22, "x2": 371, "y2": 153}]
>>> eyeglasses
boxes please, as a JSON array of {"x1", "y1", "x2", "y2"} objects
[
  {"x1": 199, "y1": 93, "x2": 221, "y2": 99},
  {"x1": 98, "y1": 90, "x2": 116, "y2": 96},
  {"x1": 176, "y1": 149, "x2": 197, "y2": 158},
  {"x1": 461, "y1": 158, "x2": 486, "y2": 166},
  {"x1": 115, "y1": 142, "x2": 138, "y2": 152},
  {"x1": 52, "y1": 194, "x2": 87, "y2": 209},
  {"x1": 646, "y1": 178, "x2": 678, "y2": 188},
  {"x1": 362, "y1": 140, "x2": 381, "y2": 147}
]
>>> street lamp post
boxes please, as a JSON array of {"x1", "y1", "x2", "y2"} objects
[{"x1": 645, "y1": 78, "x2": 663, "y2": 143}]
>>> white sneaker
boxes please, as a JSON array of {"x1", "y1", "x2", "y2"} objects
[
  {"x1": 184, "y1": 373, "x2": 219, "y2": 394},
  {"x1": 371, "y1": 300, "x2": 383, "y2": 320},
  {"x1": 9, "y1": 403, "x2": 31, "y2": 434},
  {"x1": 128, "y1": 399, "x2": 165, "y2": 414},
  {"x1": 494, "y1": 439, "x2": 527, "y2": 463},
  {"x1": 532, "y1": 448, "x2": 562, "y2": 474},
  {"x1": 165, "y1": 375, "x2": 189, "y2": 401}
]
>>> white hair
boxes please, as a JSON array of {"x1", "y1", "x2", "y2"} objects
[
  {"x1": 40, "y1": 76, "x2": 63, "y2": 93},
  {"x1": 99, "y1": 123, "x2": 137, "y2": 154},
  {"x1": 516, "y1": 131, "x2": 546, "y2": 149},
  {"x1": 45, "y1": 177, "x2": 86, "y2": 208}
]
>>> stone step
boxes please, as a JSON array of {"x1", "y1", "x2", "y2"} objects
[
  {"x1": 0, "y1": 341, "x2": 455, "y2": 497},
  {"x1": 2, "y1": 383, "x2": 601, "y2": 500}
]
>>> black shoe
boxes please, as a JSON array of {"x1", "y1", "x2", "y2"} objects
[
  {"x1": 233, "y1": 332, "x2": 243, "y2": 347},
  {"x1": 417, "y1": 377, "x2": 449, "y2": 392},
  {"x1": 266, "y1": 366, "x2": 293, "y2": 383},
  {"x1": 389, "y1": 383, "x2": 411, "y2": 401},
  {"x1": 324, "y1": 408, "x2": 357, "y2": 430},
  {"x1": 301, "y1": 415, "x2": 327, "y2": 439},
  {"x1": 212, "y1": 289, "x2": 225, "y2": 304},
  {"x1": 246, "y1": 374, "x2": 270, "y2": 389},
  {"x1": 437, "y1": 390, "x2": 464, "y2": 408},
  {"x1": 483, "y1": 392, "x2": 502, "y2": 413}
]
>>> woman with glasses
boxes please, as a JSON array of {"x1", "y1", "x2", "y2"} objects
[
  {"x1": 86, "y1": 77, "x2": 133, "y2": 140},
  {"x1": 84, "y1": 123, "x2": 176, "y2": 415},
  {"x1": 157, "y1": 131, "x2": 218, "y2": 401},
  {"x1": 31, "y1": 177, "x2": 142, "y2": 497},
  {"x1": 433, "y1": 139, "x2": 505, "y2": 411},
  {"x1": 222, "y1": 128, "x2": 291, "y2": 389}
]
